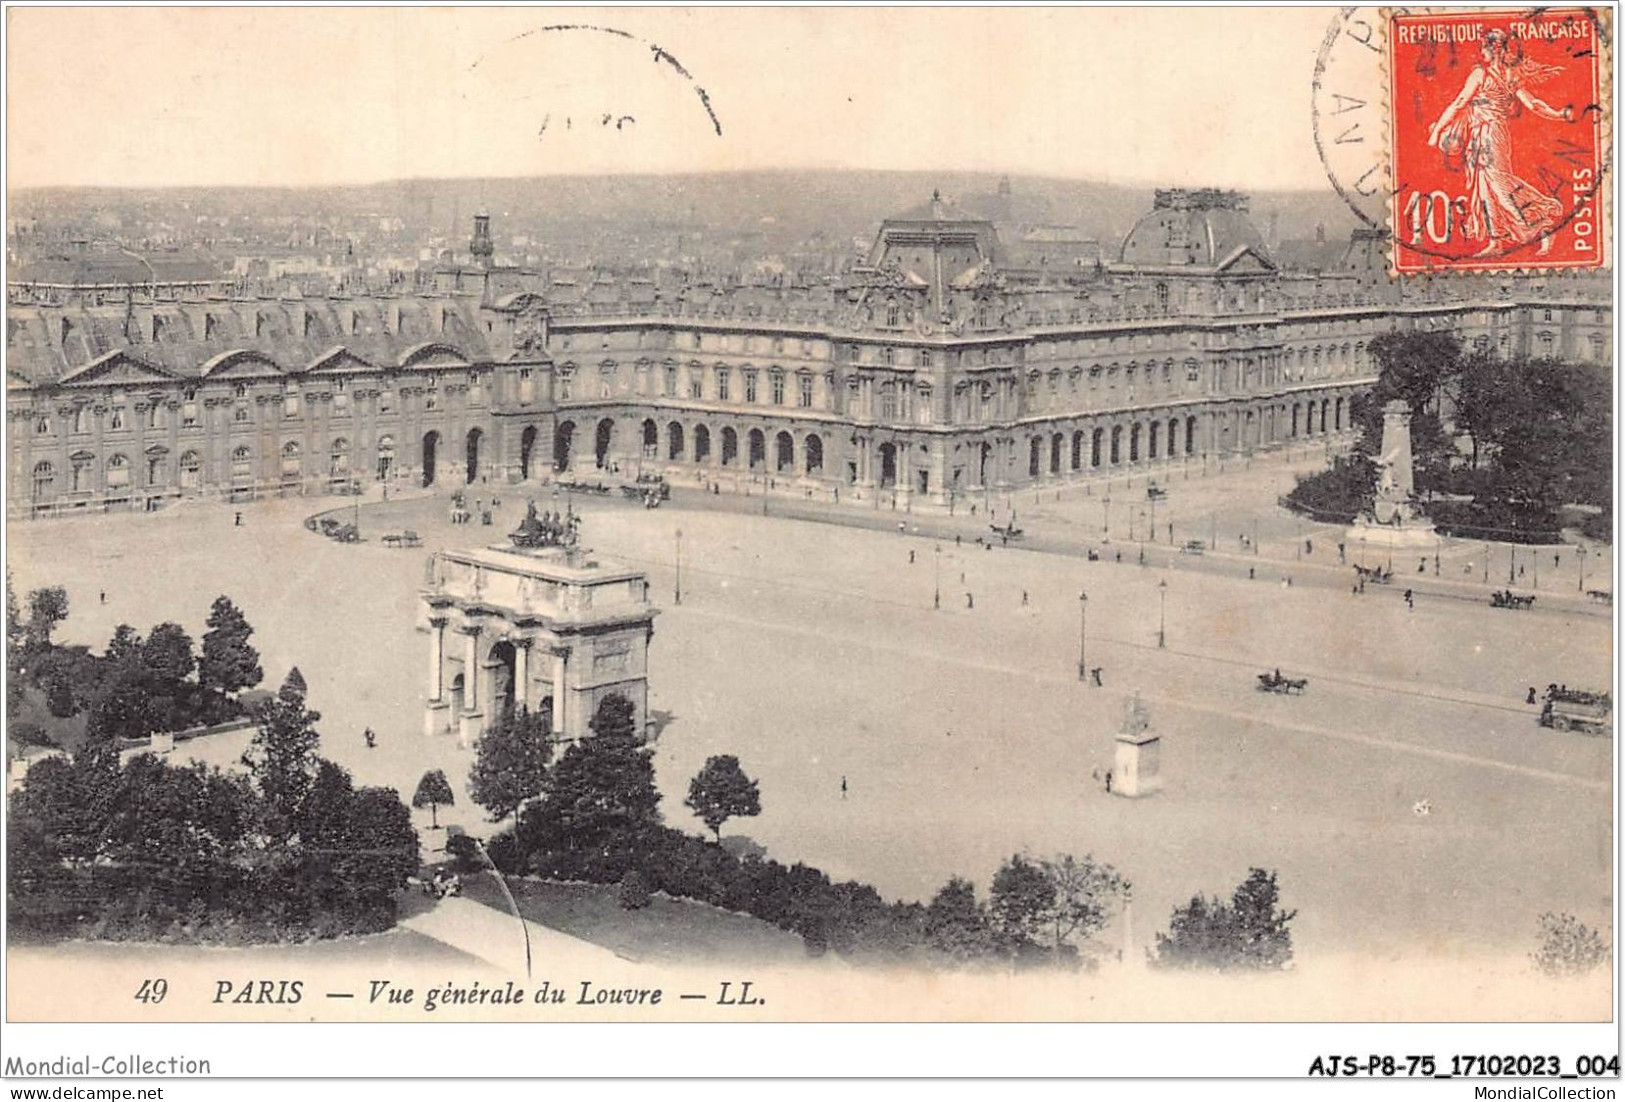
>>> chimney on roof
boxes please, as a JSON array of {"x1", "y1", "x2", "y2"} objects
[{"x1": 471, "y1": 212, "x2": 494, "y2": 269}]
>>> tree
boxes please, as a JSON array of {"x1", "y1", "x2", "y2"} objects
[
  {"x1": 241, "y1": 669, "x2": 323, "y2": 845},
  {"x1": 412, "y1": 769, "x2": 455, "y2": 829},
  {"x1": 200, "y1": 596, "x2": 262, "y2": 695},
  {"x1": 1151, "y1": 867, "x2": 1297, "y2": 972},
  {"x1": 989, "y1": 853, "x2": 1128, "y2": 965},
  {"x1": 25, "y1": 586, "x2": 69, "y2": 651},
  {"x1": 588, "y1": 692, "x2": 640, "y2": 742},
  {"x1": 468, "y1": 705, "x2": 552, "y2": 821},
  {"x1": 281, "y1": 666, "x2": 307, "y2": 700},
  {"x1": 1043, "y1": 854, "x2": 1130, "y2": 964},
  {"x1": 105, "y1": 624, "x2": 143, "y2": 664},
  {"x1": 142, "y1": 622, "x2": 197, "y2": 684},
  {"x1": 525, "y1": 697, "x2": 660, "y2": 853},
  {"x1": 989, "y1": 854, "x2": 1055, "y2": 953},
  {"x1": 924, "y1": 876, "x2": 996, "y2": 962},
  {"x1": 685, "y1": 754, "x2": 761, "y2": 843}
]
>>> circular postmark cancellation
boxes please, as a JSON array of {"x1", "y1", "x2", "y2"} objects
[{"x1": 1314, "y1": 6, "x2": 1611, "y2": 273}]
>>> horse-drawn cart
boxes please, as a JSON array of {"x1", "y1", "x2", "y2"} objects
[{"x1": 1256, "y1": 670, "x2": 1309, "y2": 695}]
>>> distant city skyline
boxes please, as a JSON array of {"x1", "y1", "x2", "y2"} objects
[{"x1": 9, "y1": 7, "x2": 1343, "y2": 192}]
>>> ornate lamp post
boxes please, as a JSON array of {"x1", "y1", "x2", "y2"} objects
[
  {"x1": 1102, "y1": 495, "x2": 1112, "y2": 537},
  {"x1": 674, "y1": 528, "x2": 683, "y2": 605},
  {"x1": 1158, "y1": 579, "x2": 1168, "y2": 649},
  {"x1": 1077, "y1": 591, "x2": 1089, "y2": 683},
  {"x1": 1578, "y1": 545, "x2": 1587, "y2": 593}
]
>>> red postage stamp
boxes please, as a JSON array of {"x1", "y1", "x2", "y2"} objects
[{"x1": 1388, "y1": 7, "x2": 1609, "y2": 273}]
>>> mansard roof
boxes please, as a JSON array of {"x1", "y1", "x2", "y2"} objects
[{"x1": 4, "y1": 295, "x2": 497, "y2": 387}]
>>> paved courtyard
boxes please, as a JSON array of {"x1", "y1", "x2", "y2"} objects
[{"x1": 8, "y1": 454, "x2": 1612, "y2": 976}]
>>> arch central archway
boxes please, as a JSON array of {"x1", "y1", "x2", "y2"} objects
[
  {"x1": 519, "y1": 426, "x2": 538, "y2": 480},
  {"x1": 422, "y1": 430, "x2": 441, "y2": 487},
  {"x1": 594, "y1": 418, "x2": 615, "y2": 469},
  {"x1": 487, "y1": 640, "x2": 518, "y2": 717},
  {"x1": 554, "y1": 420, "x2": 576, "y2": 472},
  {"x1": 465, "y1": 428, "x2": 483, "y2": 484}
]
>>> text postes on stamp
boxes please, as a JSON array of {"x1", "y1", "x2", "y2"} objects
[{"x1": 1388, "y1": 7, "x2": 1609, "y2": 273}]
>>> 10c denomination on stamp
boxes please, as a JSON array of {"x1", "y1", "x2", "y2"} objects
[{"x1": 1388, "y1": 7, "x2": 1609, "y2": 273}]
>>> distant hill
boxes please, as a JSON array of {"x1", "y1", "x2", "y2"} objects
[{"x1": 11, "y1": 170, "x2": 1363, "y2": 258}]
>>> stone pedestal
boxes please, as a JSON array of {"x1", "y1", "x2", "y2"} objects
[
  {"x1": 1113, "y1": 730, "x2": 1162, "y2": 798},
  {"x1": 424, "y1": 699, "x2": 451, "y2": 738},
  {"x1": 457, "y1": 710, "x2": 484, "y2": 750},
  {"x1": 1110, "y1": 692, "x2": 1161, "y2": 798}
]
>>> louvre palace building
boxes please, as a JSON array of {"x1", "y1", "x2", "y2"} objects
[{"x1": 5, "y1": 190, "x2": 1612, "y2": 518}]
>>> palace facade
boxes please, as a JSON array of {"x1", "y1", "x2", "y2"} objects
[{"x1": 7, "y1": 192, "x2": 1612, "y2": 517}]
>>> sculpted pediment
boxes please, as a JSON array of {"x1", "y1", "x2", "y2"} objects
[{"x1": 58, "y1": 350, "x2": 184, "y2": 387}]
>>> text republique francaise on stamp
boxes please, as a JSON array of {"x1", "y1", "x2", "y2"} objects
[{"x1": 1388, "y1": 7, "x2": 1609, "y2": 273}]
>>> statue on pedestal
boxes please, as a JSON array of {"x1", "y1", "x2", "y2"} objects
[{"x1": 1348, "y1": 399, "x2": 1437, "y2": 548}]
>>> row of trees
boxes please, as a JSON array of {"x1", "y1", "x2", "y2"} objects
[
  {"x1": 8, "y1": 580, "x2": 266, "y2": 747},
  {"x1": 458, "y1": 694, "x2": 1294, "y2": 970},
  {"x1": 9, "y1": 670, "x2": 419, "y2": 943},
  {"x1": 1294, "y1": 332, "x2": 1610, "y2": 538}
]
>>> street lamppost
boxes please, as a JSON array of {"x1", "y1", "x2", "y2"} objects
[
  {"x1": 471, "y1": 836, "x2": 532, "y2": 979},
  {"x1": 1483, "y1": 542, "x2": 1490, "y2": 584},
  {"x1": 1102, "y1": 495, "x2": 1112, "y2": 537},
  {"x1": 1435, "y1": 536, "x2": 1441, "y2": 576},
  {"x1": 1149, "y1": 494, "x2": 1158, "y2": 542},
  {"x1": 1508, "y1": 544, "x2": 1516, "y2": 586},
  {"x1": 1077, "y1": 591, "x2": 1089, "y2": 683},
  {"x1": 674, "y1": 528, "x2": 683, "y2": 605},
  {"x1": 933, "y1": 544, "x2": 941, "y2": 611},
  {"x1": 1157, "y1": 579, "x2": 1168, "y2": 649},
  {"x1": 1578, "y1": 545, "x2": 1587, "y2": 593}
]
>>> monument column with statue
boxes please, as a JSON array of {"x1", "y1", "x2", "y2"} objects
[{"x1": 1346, "y1": 399, "x2": 1438, "y2": 551}]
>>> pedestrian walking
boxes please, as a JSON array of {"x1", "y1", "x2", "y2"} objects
[
  {"x1": 1104, "y1": 770, "x2": 1113, "y2": 794},
  {"x1": 966, "y1": 592, "x2": 975, "y2": 609},
  {"x1": 1526, "y1": 686, "x2": 1538, "y2": 705},
  {"x1": 1115, "y1": 550, "x2": 1122, "y2": 563},
  {"x1": 364, "y1": 728, "x2": 377, "y2": 749},
  {"x1": 1404, "y1": 588, "x2": 1414, "y2": 609},
  {"x1": 908, "y1": 549, "x2": 916, "y2": 564},
  {"x1": 1352, "y1": 583, "x2": 1360, "y2": 596},
  {"x1": 1091, "y1": 666, "x2": 1104, "y2": 687},
  {"x1": 234, "y1": 511, "x2": 243, "y2": 527},
  {"x1": 1021, "y1": 589, "x2": 1029, "y2": 606},
  {"x1": 1249, "y1": 567, "x2": 1255, "y2": 580},
  {"x1": 955, "y1": 534, "x2": 962, "y2": 547},
  {"x1": 99, "y1": 590, "x2": 106, "y2": 605},
  {"x1": 1337, "y1": 542, "x2": 1346, "y2": 563},
  {"x1": 1305, "y1": 538, "x2": 1313, "y2": 555},
  {"x1": 840, "y1": 775, "x2": 848, "y2": 800}
]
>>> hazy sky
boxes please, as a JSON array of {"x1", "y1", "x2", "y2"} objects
[{"x1": 8, "y1": 6, "x2": 1348, "y2": 191}]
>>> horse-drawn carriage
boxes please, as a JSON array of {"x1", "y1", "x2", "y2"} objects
[
  {"x1": 1586, "y1": 588, "x2": 1612, "y2": 605},
  {"x1": 1146, "y1": 483, "x2": 1168, "y2": 502},
  {"x1": 1490, "y1": 589, "x2": 1536, "y2": 611},
  {"x1": 1352, "y1": 564, "x2": 1392, "y2": 585},
  {"x1": 1256, "y1": 669, "x2": 1309, "y2": 695},
  {"x1": 989, "y1": 521, "x2": 1024, "y2": 541},
  {"x1": 1539, "y1": 686, "x2": 1612, "y2": 736},
  {"x1": 381, "y1": 530, "x2": 422, "y2": 549}
]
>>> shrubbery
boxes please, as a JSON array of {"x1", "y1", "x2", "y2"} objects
[{"x1": 8, "y1": 672, "x2": 418, "y2": 944}]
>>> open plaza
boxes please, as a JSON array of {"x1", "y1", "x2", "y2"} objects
[{"x1": 9, "y1": 444, "x2": 1611, "y2": 987}]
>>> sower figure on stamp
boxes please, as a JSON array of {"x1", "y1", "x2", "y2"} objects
[{"x1": 1426, "y1": 28, "x2": 1575, "y2": 257}]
